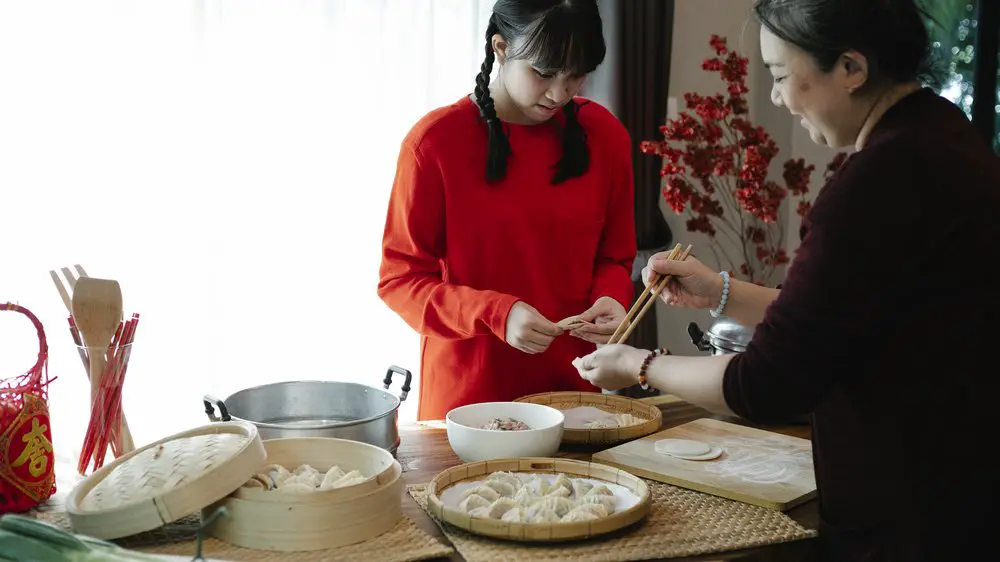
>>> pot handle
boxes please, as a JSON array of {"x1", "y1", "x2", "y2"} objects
[
  {"x1": 203, "y1": 394, "x2": 232, "y2": 422},
  {"x1": 687, "y1": 322, "x2": 713, "y2": 352},
  {"x1": 382, "y1": 365, "x2": 413, "y2": 402}
]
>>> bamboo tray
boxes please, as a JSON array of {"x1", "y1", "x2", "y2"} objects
[
  {"x1": 205, "y1": 436, "x2": 404, "y2": 551},
  {"x1": 514, "y1": 392, "x2": 662, "y2": 445},
  {"x1": 426, "y1": 457, "x2": 651, "y2": 542},
  {"x1": 66, "y1": 421, "x2": 266, "y2": 540}
]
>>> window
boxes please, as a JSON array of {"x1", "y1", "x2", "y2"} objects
[
  {"x1": 926, "y1": 0, "x2": 1000, "y2": 152},
  {"x1": 0, "y1": 0, "x2": 497, "y2": 463}
]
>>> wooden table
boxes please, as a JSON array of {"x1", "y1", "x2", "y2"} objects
[{"x1": 396, "y1": 396, "x2": 820, "y2": 562}]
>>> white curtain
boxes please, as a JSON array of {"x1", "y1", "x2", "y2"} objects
[{"x1": 0, "y1": 0, "x2": 497, "y2": 462}]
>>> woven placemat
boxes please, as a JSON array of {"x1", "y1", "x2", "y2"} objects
[
  {"x1": 36, "y1": 511, "x2": 454, "y2": 562},
  {"x1": 408, "y1": 481, "x2": 816, "y2": 562}
]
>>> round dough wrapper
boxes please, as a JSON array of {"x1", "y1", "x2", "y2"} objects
[
  {"x1": 654, "y1": 438, "x2": 712, "y2": 456},
  {"x1": 666, "y1": 446, "x2": 723, "y2": 461}
]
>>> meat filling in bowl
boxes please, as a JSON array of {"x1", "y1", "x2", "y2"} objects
[{"x1": 480, "y1": 417, "x2": 531, "y2": 431}]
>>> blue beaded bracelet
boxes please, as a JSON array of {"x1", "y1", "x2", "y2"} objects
[{"x1": 710, "y1": 271, "x2": 730, "y2": 318}]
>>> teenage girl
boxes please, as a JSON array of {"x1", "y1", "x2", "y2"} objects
[{"x1": 379, "y1": 0, "x2": 636, "y2": 421}]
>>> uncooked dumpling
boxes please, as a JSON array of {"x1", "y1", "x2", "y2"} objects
[
  {"x1": 486, "y1": 471, "x2": 522, "y2": 492},
  {"x1": 279, "y1": 481, "x2": 315, "y2": 494},
  {"x1": 579, "y1": 493, "x2": 616, "y2": 514},
  {"x1": 459, "y1": 493, "x2": 492, "y2": 513},
  {"x1": 533, "y1": 495, "x2": 575, "y2": 517},
  {"x1": 487, "y1": 497, "x2": 518, "y2": 519},
  {"x1": 586, "y1": 484, "x2": 613, "y2": 497},
  {"x1": 501, "y1": 507, "x2": 527, "y2": 523},
  {"x1": 327, "y1": 469, "x2": 366, "y2": 489},
  {"x1": 572, "y1": 479, "x2": 594, "y2": 497},
  {"x1": 567, "y1": 503, "x2": 608, "y2": 518},
  {"x1": 512, "y1": 486, "x2": 537, "y2": 506},
  {"x1": 320, "y1": 465, "x2": 346, "y2": 489},
  {"x1": 527, "y1": 505, "x2": 561, "y2": 523},
  {"x1": 483, "y1": 479, "x2": 517, "y2": 498},
  {"x1": 552, "y1": 473, "x2": 574, "y2": 495},
  {"x1": 523, "y1": 474, "x2": 551, "y2": 495},
  {"x1": 461, "y1": 485, "x2": 501, "y2": 503},
  {"x1": 468, "y1": 506, "x2": 492, "y2": 519},
  {"x1": 561, "y1": 509, "x2": 600, "y2": 522}
]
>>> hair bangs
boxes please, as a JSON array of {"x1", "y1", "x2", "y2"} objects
[{"x1": 511, "y1": 6, "x2": 605, "y2": 76}]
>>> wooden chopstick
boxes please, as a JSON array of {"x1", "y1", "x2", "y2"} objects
[
  {"x1": 609, "y1": 243, "x2": 693, "y2": 345},
  {"x1": 607, "y1": 243, "x2": 681, "y2": 345}
]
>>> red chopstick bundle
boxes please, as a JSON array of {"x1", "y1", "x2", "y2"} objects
[{"x1": 77, "y1": 313, "x2": 140, "y2": 475}]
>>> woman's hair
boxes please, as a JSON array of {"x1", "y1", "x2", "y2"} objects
[
  {"x1": 475, "y1": 0, "x2": 605, "y2": 184},
  {"x1": 752, "y1": 0, "x2": 945, "y2": 91}
]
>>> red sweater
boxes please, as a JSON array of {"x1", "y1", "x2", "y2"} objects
[{"x1": 378, "y1": 96, "x2": 636, "y2": 421}]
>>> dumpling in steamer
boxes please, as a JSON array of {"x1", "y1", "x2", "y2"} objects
[
  {"x1": 279, "y1": 481, "x2": 316, "y2": 494},
  {"x1": 461, "y1": 485, "x2": 501, "y2": 503},
  {"x1": 265, "y1": 464, "x2": 291, "y2": 487},
  {"x1": 579, "y1": 493, "x2": 616, "y2": 514},
  {"x1": 327, "y1": 469, "x2": 366, "y2": 490},
  {"x1": 459, "y1": 493, "x2": 492, "y2": 513},
  {"x1": 281, "y1": 473, "x2": 318, "y2": 488},
  {"x1": 540, "y1": 485, "x2": 571, "y2": 500},
  {"x1": 319, "y1": 465, "x2": 346, "y2": 489}
]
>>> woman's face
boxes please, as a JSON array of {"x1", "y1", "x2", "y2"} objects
[
  {"x1": 759, "y1": 26, "x2": 868, "y2": 148},
  {"x1": 493, "y1": 35, "x2": 587, "y2": 124}
]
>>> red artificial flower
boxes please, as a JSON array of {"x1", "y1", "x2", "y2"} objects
[{"x1": 642, "y1": 34, "x2": 845, "y2": 284}]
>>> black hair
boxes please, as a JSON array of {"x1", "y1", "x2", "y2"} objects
[
  {"x1": 752, "y1": 0, "x2": 946, "y2": 91},
  {"x1": 475, "y1": 0, "x2": 606, "y2": 184}
]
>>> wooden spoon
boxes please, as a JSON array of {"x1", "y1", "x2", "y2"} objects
[{"x1": 72, "y1": 277, "x2": 123, "y2": 459}]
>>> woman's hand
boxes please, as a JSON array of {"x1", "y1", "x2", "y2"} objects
[
  {"x1": 642, "y1": 252, "x2": 722, "y2": 309},
  {"x1": 505, "y1": 301, "x2": 563, "y2": 354},
  {"x1": 569, "y1": 296, "x2": 626, "y2": 344},
  {"x1": 572, "y1": 344, "x2": 648, "y2": 391}
]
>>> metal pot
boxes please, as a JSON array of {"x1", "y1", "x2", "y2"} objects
[
  {"x1": 203, "y1": 365, "x2": 412, "y2": 454},
  {"x1": 688, "y1": 316, "x2": 753, "y2": 355}
]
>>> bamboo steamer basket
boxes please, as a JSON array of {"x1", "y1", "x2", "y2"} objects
[
  {"x1": 515, "y1": 391, "x2": 662, "y2": 445},
  {"x1": 65, "y1": 421, "x2": 266, "y2": 539},
  {"x1": 204, "y1": 436, "x2": 403, "y2": 552},
  {"x1": 426, "y1": 457, "x2": 651, "y2": 542}
]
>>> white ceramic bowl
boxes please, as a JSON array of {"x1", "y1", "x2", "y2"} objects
[{"x1": 445, "y1": 401, "x2": 565, "y2": 462}]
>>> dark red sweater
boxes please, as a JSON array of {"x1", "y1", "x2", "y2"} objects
[
  {"x1": 378, "y1": 97, "x2": 636, "y2": 421},
  {"x1": 724, "y1": 89, "x2": 1000, "y2": 560}
]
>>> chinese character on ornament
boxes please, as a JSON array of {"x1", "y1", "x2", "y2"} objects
[{"x1": 12, "y1": 417, "x2": 53, "y2": 478}]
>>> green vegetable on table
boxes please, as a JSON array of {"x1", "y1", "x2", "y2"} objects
[{"x1": 0, "y1": 514, "x2": 169, "y2": 562}]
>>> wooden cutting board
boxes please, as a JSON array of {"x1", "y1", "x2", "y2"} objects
[{"x1": 592, "y1": 418, "x2": 816, "y2": 511}]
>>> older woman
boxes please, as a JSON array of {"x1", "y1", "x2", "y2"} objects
[{"x1": 573, "y1": 0, "x2": 1000, "y2": 560}]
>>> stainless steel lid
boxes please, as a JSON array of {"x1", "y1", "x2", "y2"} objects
[{"x1": 704, "y1": 316, "x2": 753, "y2": 352}]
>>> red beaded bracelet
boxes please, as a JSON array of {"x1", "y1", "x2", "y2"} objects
[{"x1": 638, "y1": 348, "x2": 668, "y2": 390}]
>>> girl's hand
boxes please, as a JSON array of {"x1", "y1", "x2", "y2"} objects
[
  {"x1": 505, "y1": 301, "x2": 562, "y2": 354},
  {"x1": 569, "y1": 296, "x2": 626, "y2": 344}
]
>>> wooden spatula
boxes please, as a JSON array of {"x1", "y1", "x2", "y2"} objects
[{"x1": 71, "y1": 277, "x2": 123, "y2": 452}]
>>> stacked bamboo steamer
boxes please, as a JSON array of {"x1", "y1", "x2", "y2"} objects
[{"x1": 65, "y1": 421, "x2": 403, "y2": 552}]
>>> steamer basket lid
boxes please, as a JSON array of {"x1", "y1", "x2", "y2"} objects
[{"x1": 65, "y1": 420, "x2": 265, "y2": 540}]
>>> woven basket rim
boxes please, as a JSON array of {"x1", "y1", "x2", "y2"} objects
[
  {"x1": 426, "y1": 457, "x2": 651, "y2": 542},
  {"x1": 513, "y1": 392, "x2": 662, "y2": 444}
]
